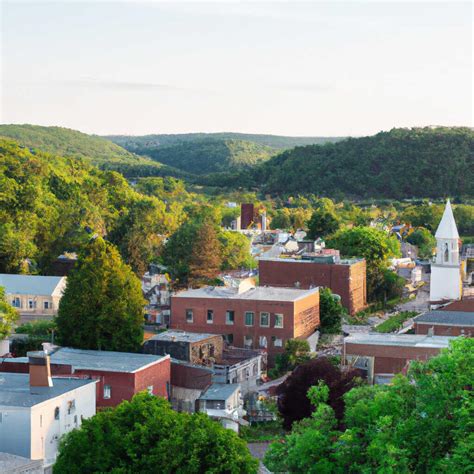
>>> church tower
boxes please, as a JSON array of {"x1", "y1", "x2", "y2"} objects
[{"x1": 429, "y1": 200, "x2": 462, "y2": 302}]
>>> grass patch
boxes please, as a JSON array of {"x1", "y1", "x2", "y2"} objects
[
  {"x1": 374, "y1": 311, "x2": 418, "y2": 333},
  {"x1": 240, "y1": 420, "x2": 285, "y2": 442}
]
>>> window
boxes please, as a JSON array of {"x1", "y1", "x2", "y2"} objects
[
  {"x1": 185, "y1": 309, "x2": 193, "y2": 323},
  {"x1": 273, "y1": 337, "x2": 283, "y2": 348},
  {"x1": 74, "y1": 415, "x2": 78, "y2": 425},
  {"x1": 54, "y1": 407, "x2": 60, "y2": 420},
  {"x1": 39, "y1": 415, "x2": 42, "y2": 427},
  {"x1": 12, "y1": 297, "x2": 21, "y2": 308},
  {"x1": 274, "y1": 314, "x2": 284, "y2": 328},
  {"x1": 225, "y1": 310, "x2": 235, "y2": 325},
  {"x1": 224, "y1": 334, "x2": 234, "y2": 345},
  {"x1": 103, "y1": 385, "x2": 112, "y2": 399},
  {"x1": 207, "y1": 310, "x2": 214, "y2": 324},
  {"x1": 259, "y1": 336, "x2": 268, "y2": 348},
  {"x1": 244, "y1": 335, "x2": 253, "y2": 348},
  {"x1": 44, "y1": 301, "x2": 50, "y2": 310},
  {"x1": 67, "y1": 400, "x2": 75, "y2": 414},
  {"x1": 28, "y1": 299, "x2": 36, "y2": 309},
  {"x1": 260, "y1": 312, "x2": 270, "y2": 327},
  {"x1": 147, "y1": 385, "x2": 154, "y2": 395},
  {"x1": 444, "y1": 243, "x2": 449, "y2": 262},
  {"x1": 244, "y1": 311, "x2": 254, "y2": 326}
]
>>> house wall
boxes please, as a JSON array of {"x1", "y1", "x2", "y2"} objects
[
  {"x1": 258, "y1": 259, "x2": 367, "y2": 315},
  {"x1": 414, "y1": 323, "x2": 472, "y2": 337},
  {"x1": 0, "y1": 406, "x2": 31, "y2": 459},
  {"x1": 430, "y1": 265, "x2": 462, "y2": 302},
  {"x1": 171, "y1": 295, "x2": 319, "y2": 364}
]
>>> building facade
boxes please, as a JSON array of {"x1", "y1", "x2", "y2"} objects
[
  {"x1": 414, "y1": 310, "x2": 474, "y2": 336},
  {"x1": 258, "y1": 257, "x2": 367, "y2": 315}
]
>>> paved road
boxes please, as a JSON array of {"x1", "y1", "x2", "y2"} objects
[{"x1": 248, "y1": 442, "x2": 272, "y2": 474}]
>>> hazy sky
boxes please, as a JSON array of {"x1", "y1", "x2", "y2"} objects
[{"x1": 1, "y1": 1, "x2": 472, "y2": 136}]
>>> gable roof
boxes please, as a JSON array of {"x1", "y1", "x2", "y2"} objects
[
  {"x1": 0, "y1": 274, "x2": 65, "y2": 296},
  {"x1": 435, "y1": 200, "x2": 459, "y2": 240}
]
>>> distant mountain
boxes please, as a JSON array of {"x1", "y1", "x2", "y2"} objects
[
  {"x1": 251, "y1": 127, "x2": 474, "y2": 199},
  {"x1": 106, "y1": 132, "x2": 344, "y2": 152}
]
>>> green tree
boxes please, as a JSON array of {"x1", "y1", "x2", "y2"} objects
[
  {"x1": 270, "y1": 208, "x2": 292, "y2": 230},
  {"x1": 219, "y1": 230, "x2": 256, "y2": 270},
  {"x1": 401, "y1": 203, "x2": 444, "y2": 232},
  {"x1": 188, "y1": 220, "x2": 222, "y2": 287},
  {"x1": 307, "y1": 206, "x2": 340, "y2": 239},
  {"x1": 406, "y1": 227, "x2": 436, "y2": 259},
  {"x1": 54, "y1": 392, "x2": 258, "y2": 474},
  {"x1": 319, "y1": 288, "x2": 345, "y2": 333},
  {"x1": 0, "y1": 286, "x2": 18, "y2": 340},
  {"x1": 56, "y1": 237, "x2": 144, "y2": 352}
]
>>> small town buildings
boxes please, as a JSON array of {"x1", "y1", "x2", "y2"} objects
[
  {"x1": 258, "y1": 256, "x2": 367, "y2": 315},
  {"x1": 170, "y1": 280, "x2": 320, "y2": 363},
  {"x1": 344, "y1": 333, "x2": 455, "y2": 384},
  {"x1": 1, "y1": 347, "x2": 170, "y2": 408},
  {"x1": 414, "y1": 310, "x2": 474, "y2": 336},
  {"x1": 142, "y1": 269, "x2": 171, "y2": 325},
  {"x1": 0, "y1": 351, "x2": 97, "y2": 468},
  {"x1": 240, "y1": 203, "x2": 266, "y2": 230},
  {"x1": 430, "y1": 200, "x2": 462, "y2": 303},
  {"x1": 197, "y1": 383, "x2": 246, "y2": 432},
  {"x1": 0, "y1": 274, "x2": 66, "y2": 323}
]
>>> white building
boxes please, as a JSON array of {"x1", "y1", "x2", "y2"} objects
[
  {"x1": 430, "y1": 200, "x2": 462, "y2": 302},
  {"x1": 0, "y1": 351, "x2": 97, "y2": 468}
]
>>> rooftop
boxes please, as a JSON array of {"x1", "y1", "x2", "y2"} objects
[
  {"x1": 345, "y1": 333, "x2": 455, "y2": 349},
  {"x1": 199, "y1": 383, "x2": 240, "y2": 401},
  {"x1": 440, "y1": 298, "x2": 474, "y2": 313},
  {"x1": 4, "y1": 347, "x2": 169, "y2": 373},
  {"x1": 260, "y1": 256, "x2": 362, "y2": 265},
  {"x1": 0, "y1": 273, "x2": 65, "y2": 296},
  {"x1": 150, "y1": 330, "x2": 221, "y2": 343},
  {"x1": 0, "y1": 452, "x2": 43, "y2": 472},
  {"x1": 0, "y1": 372, "x2": 96, "y2": 408},
  {"x1": 174, "y1": 285, "x2": 319, "y2": 302},
  {"x1": 435, "y1": 199, "x2": 459, "y2": 240},
  {"x1": 415, "y1": 310, "x2": 474, "y2": 327}
]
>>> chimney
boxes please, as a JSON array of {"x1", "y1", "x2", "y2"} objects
[{"x1": 28, "y1": 351, "x2": 53, "y2": 387}]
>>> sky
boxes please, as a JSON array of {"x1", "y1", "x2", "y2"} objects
[{"x1": 1, "y1": 1, "x2": 472, "y2": 136}]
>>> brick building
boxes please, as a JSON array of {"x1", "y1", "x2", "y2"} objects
[
  {"x1": 344, "y1": 333, "x2": 454, "y2": 384},
  {"x1": 258, "y1": 257, "x2": 367, "y2": 315},
  {"x1": 414, "y1": 310, "x2": 474, "y2": 336},
  {"x1": 170, "y1": 282, "x2": 319, "y2": 364},
  {"x1": 1, "y1": 347, "x2": 170, "y2": 408}
]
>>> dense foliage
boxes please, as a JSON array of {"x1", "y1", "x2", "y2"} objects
[
  {"x1": 264, "y1": 338, "x2": 474, "y2": 473},
  {"x1": 56, "y1": 238, "x2": 144, "y2": 352},
  {"x1": 54, "y1": 392, "x2": 258, "y2": 474},
  {"x1": 254, "y1": 127, "x2": 474, "y2": 199},
  {"x1": 406, "y1": 227, "x2": 436, "y2": 259},
  {"x1": 0, "y1": 286, "x2": 18, "y2": 340},
  {"x1": 319, "y1": 288, "x2": 345, "y2": 333},
  {"x1": 11, "y1": 319, "x2": 56, "y2": 356}
]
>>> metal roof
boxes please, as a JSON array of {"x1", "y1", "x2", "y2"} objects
[
  {"x1": 174, "y1": 285, "x2": 318, "y2": 302},
  {"x1": 0, "y1": 373, "x2": 96, "y2": 408},
  {"x1": 150, "y1": 330, "x2": 221, "y2": 343},
  {"x1": 0, "y1": 274, "x2": 65, "y2": 296},
  {"x1": 344, "y1": 333, "x2": 455, "y2": 349},
  {"x1": 415, "y1": 310, "x2": 474, "y2": 326},
  {"x1": 199, "y1": 383, "x2": 240, "y2": 401}
]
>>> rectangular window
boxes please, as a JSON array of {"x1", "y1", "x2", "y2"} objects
[
  {"x1": 274, "y1": 337, "x2": 283, "y2": 348},
  {"x1": 28, "y1": 299, "x2": 36, "y2": 309},
  {"x1": 260, "y1": 312, "x2": 270, "y2": 327},
  {"x1": 103, "y1": 385, "x2": 112, "y2": 399},
  {"x1": 54, "y1": 407, "x2": 60, "y2": 420},
  {"x1": 274, "y1": 314, "x2": 284, "y2": 328},
  {"x1": 225, "y1": 310, "x2": 235, "y2": 325},
  {"x1": 259, "y1": 336, "x2": 268, "y2": 348},
  {"x1": 185, "y1": 309, "x2": 193, "y2": 323},
  {"x1": 44, "y1": 301, "x2": 50, "y2": 310},
  {"x1": 244, "y1": 335, "x2": 253, "y2": 348},
  {"x1": 244, "y1": 311, "x2": 254, "y2": 326},
  {"x1": 147, "y1": 385, "x2": 154, "y2": 395},
  {"x1": 207, "y1": 310, "x2": 214, "y2": 324},
  {"x1": 12, "y1": 297, "x2": 21, "y2": 308},
  {"x1": 224, "y1": 334, "x2": 234, "y2": 345}
]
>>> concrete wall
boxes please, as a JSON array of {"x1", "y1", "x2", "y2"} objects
[{"x1": 430, "y1": 265, "x2": 462, "y2": 301}]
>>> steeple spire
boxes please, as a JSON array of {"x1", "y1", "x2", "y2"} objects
[{"x1": 435, "y1": 199, "x2": 459, "y2": 240}]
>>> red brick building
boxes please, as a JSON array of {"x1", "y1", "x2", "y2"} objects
[
  {"x1": 1, "y1": 347, "x2": 170, "y2": 408},
  {"x1": 170, "y1": 283, "x2": 319, "y2": 364},
  {"x1": 414, "y1": 310, "x2": 474, "y2": 336},
  {"x1": 258, "y1": 257, "x2": 367, "y2": 315},
  {"x1": 344, "y1": 334, "x2": 454, "y2": 384}
]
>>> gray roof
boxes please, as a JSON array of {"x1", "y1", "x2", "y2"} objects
[
  {"x1": 0, "y1": 452, "x2": 43, "y2": 472},
  {"x1": 199, "y1": 383, "x2": 240, "y2": 401},
  {"x1": 174, "y1": 285, "x2": 318, "y2": 302},
  {"x1": 4, "y1": 348, "x2": 169, "y2": 373},
  {"x1": 415, "y1": 311, "x2": 474, "y2": 327},
  {"x1": 0, "y1": 273, "x2": 65, "y2": 296},
  {"x1": 0, "y1": 372, "x2": 96, "y2": 408},
  {"x1": 345, "y1": 333, "x2": 455, "y2": 349},
  {"x1": 260, "y1": 257, "x2": 362, "y2": 265},
  {"x1": 150, "y1": 330, "x2": 221, "y2": 343}
]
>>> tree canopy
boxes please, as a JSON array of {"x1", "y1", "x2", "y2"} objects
[
  {"x1": 56, "y1": 237, "x2": 145, "y2": 352},
  {"x1": 0, "y1": 286, "x2": 18, "y2": 340},
  {"x1": 54, "y1": 392, "x2": 258, "y2": 474}
]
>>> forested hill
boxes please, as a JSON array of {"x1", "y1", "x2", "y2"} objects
[
  {"x1": 0, "y1": 124, "x2": 178, "y2": 177},
  {"x1": 106, "y1": 132, "x2": 344, "y2": 151},
  {"x1": 253, "y1": 127, "x2": 474, "y2": 199},
  {"x1": 129, "y1": 138, "x2": 276, "y2": 175}
]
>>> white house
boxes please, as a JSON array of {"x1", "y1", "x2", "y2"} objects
[
  {"x1": 429, "y1": 200, "x2": 462, "y2": 302},
  {"x1": 0, "y1": 351, "x2": 97, "y2": 468},
  {"x1": 0, "y1": 274, "x2": 66, "y2": 323}
]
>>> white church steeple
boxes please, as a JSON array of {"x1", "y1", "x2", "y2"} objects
[{"x1": 430, "y1": 199, "x2": 462, "y2": 302}]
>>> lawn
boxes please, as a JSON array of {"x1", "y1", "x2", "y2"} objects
[{"x1": 374, "y1": 311, "x2": 418, "y2": 333}]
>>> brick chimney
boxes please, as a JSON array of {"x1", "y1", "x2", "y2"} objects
[{"x1": 27, "y1": 351, "x2": 53, "y2": 387}]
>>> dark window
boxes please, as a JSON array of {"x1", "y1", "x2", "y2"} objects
[
  {"x1": 207, "y1": 310, "x2": 214, "y2": 323},
  {"x1": 186, "y1": 309, "x2": 193, "y2": 323},
  {"x1": 54, "y1": 407, "x2": 60, "y2": 420},
  {"x1": 226, "y1": 310, "x2": 235, "y2": 325}
]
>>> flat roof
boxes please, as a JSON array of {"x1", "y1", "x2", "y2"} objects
[
  {"x1": 0, "y1": 273, "x2": 65, "y2": 296},
  {"x1": 174, "y1": 285, "x2": 319, "y2": 302},
  {"x1": 199, "y1": 383, "x2": 240, "y2": 401},
  {"x1": 259, "y1": 257, "x2": 363, "y2": 265},
  {"x1": 0, "y1": 372, "x2": 96, "y2": 408},
  {"x1": 415, "y1": 311, "x2": 474, "y2": 327},
  {"x1": 149, "y1": 330, "x2": 221, "y2": 343},
  {"x1": 4, "y1": 347, "x2": 169, "y2": 373},
  {"x1": 0, "y1": 452, "x2": 43, "y2": 471},
  {"x1": 345, "y1": 333, "x2": 455, "y2": 349}
]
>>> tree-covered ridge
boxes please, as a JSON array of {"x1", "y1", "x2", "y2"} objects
[
  {"x1": 130, "y1": 138, "x2": 277, "y2": 175},
  {"x1": 255, "y1": 127, "x2": 474, "y2": 199},
  {"x1": 107, "y1": 132, "x2": 344, "y2": 151}
]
